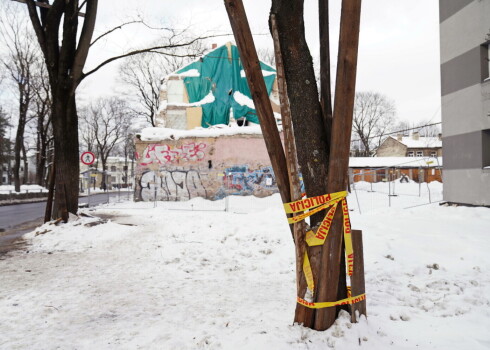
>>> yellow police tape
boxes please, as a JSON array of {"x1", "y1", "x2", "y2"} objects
[
  {"x1": 303, "y1": 252, "x2": 314, "y2": 292},
  {"x1": 297, "y1": 294, "x2": 366, "y2": 309},
  {"x1": 284, "y1": 190, "x2": 347, "y2": 214},
  {"x1": 284, "y1": 191, "x2": 363, "y2": 308}
]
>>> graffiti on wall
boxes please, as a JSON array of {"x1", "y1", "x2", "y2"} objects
[
  {"x1": 139, "y1": 170, "x2": 207, "y2": 201},
  {"x1": 139, "y1": 142, "x2": 207, "y2": 166},
  {"x1": 222, "y1": 165, "x2": 276, "y2": 195}
]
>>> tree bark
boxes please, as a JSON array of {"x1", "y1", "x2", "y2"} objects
[
  {"x1": 270, "y1": 0, "x2": 331, "y2": 328},
  {"x1": 22, "y1": 142, "x2": 28, "y2": 183},
  {"x1": 270, "y1": 14, "x2": 308, "y2": 323},
  {"x1": 51, "y1": 92, "x2": 79, "y2": 220},
  {"x1": 44, "y1": 160, "x2": 55, "y2": 223},
  {"x1": 13, "y1": 99, "x2": 28, "y2": 192}
]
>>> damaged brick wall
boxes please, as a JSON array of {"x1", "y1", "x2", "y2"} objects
[{"x1": 134, "y1": 134, "x2": 279, "y2": 201}]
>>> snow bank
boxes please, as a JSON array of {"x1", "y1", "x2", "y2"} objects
[{"x1": 0, "y1": 184, "x2": 48, "y2": 194}]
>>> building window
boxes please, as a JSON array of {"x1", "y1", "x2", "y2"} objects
[
  {"x1": 430, "y1": 151, "x2": 437, "y2": 157},
  {"x1": 416, "y1": 151, "x2": 423, "y2": 157},
  {"x1": 483, "y1": 43, "x2": 490, "y2": 81},
  {"x1": 483, "y1": 129, "x2": 490, "y2": 168},
  {"x1": 407, "y1": 151, "x2": 415, "y2": 157},
  {"x1": 111, "y1": 166, "x2": 117, "y2": 172}
]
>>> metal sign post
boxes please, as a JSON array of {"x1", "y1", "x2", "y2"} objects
[
  {"x1": 87, "y1": 170, "x2": 91, "y2": 208},
  {"x1": 81, "y1": 152, "x2": 96, "y2": 208}
]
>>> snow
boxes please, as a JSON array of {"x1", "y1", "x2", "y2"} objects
[
  {"x1": 391, "y1": 136, "x2": 442, "y2": 148},
  {"x1": 166, "y1": 91, "x2": 216, "y2": 108},
  {"x1": 240, "y1": 69, "x2": 276, "y2": 78},
  {"x1": 1, "y1": 182, "x2": 490, "y2": 349},
  {"x1": 233, "y1": 91, "x2": 255, "y2": 109},
  {"x1": 168, "y1": 68, "x2": 200, "y2": 77},
  {"x1": 139, "y1": 124, "x2": 277, "y2": 141},
  {"x1": 0, "y1": 184, "x2": 48, "y2": 195},
  {"x1": 349, "y1": 157, "x2": 442, "y2": 168}
]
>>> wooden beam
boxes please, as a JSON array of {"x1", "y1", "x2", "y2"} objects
[
  {"x1": 224, "y1": 0, "x2": 291, "y2": 204},
  {"x1": 314, "y1": 0, "x2": 362, "y2": 331},
  {"x1": 350, "y1": 229, "x2": 367, "y2": 322},
  {"x1": 319, "y1": 0, "x2": 333, "y2": 140},
  {"x1": 11, "y1": 0, "x2": 86, "y2": 17},
  {"x1": 270, "y1": 14, "x2": 311, "y2": 324}
]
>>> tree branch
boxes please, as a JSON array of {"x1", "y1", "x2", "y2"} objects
[
  {"x1": 81, "y1": 33, "x2": 231, "y2": 82},
  {"x1": 71, "y1": 0, "x2": 98, "y2": 89},
  {"x1": 90, "y1": 19, "x2": 173, "y2": 47},
  {"x1": 25, "y1": 0, "x2": 47, "y2": 55}
]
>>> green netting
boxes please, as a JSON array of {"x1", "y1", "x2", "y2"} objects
[{"x1": 177, "y1": 45, "x2": 276, "y2": 128}]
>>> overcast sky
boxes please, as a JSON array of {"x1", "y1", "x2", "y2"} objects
[{"x1": 21, "y1": 0, "x2": 443, "y2": 125}]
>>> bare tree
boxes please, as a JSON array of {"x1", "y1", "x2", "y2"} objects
[
  {"x1": 119, "y1": 36, "x2": 205, "y2": 127},
  {"x1": 257, "y1": 47, "x2": 276, "y2": 67},
  {"x1": 79, "y1": 97, "x2": 131, "y2": 189},
  {"x1": 351, "y1": 91, "x2": 396, "y2": 156},
  {"x1": 0, "y1": 4, "x2": 40, "y2": 191},
  {"x1": 17, "y1": 0, "x2": 223, "y2": 221},
  {"x1": 0, "y1": 107, "x2": 11, "y2": 184},
  {"x1": 30, "y1": 60, "x2": 53, "y2": 186},
  {"x1": 269, "y1": 0, "x2": 332, "y2": 329},
  {"x1": 226, "y1": 0, "x2": 361, "y2": 331}
]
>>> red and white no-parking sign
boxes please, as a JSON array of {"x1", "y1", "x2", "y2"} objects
[{"x1": 81, "y1": 151, "x2": 95, "y2": 165}]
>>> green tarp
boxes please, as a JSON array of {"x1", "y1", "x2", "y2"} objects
[{"x1": 177, "y1": 45, "x2": 276, "y2": 128}]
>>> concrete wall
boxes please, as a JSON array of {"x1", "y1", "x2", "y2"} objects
[
  {"x1": 134, "y1": 135, "x2": 279, "y2": 201},
  {"x1": 376, "y1": 138, "x2": 406, "y2": 157},
  {"x1": 439, "y1": 0, "x2": 490, "y2": 206}
]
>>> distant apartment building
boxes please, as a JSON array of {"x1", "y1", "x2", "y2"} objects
[{"x1": 439, "y1": 1, "x2": 490, "y2": 206}]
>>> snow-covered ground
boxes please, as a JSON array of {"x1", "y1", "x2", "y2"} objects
[
  {"x1": 0, "y1": 184, "x2": 48, "y2": 195},
  {"x1": 1, "y1": 181, "x2": 489, "y2": 349}
]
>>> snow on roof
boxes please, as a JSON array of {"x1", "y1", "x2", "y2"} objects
[
  {"x1": 392, "y1": 136, "x2": 442, "y2": 148},
  {"x1": 139, "y1": 124, "x2": 283, "y2": 141},
  {"x1": 166, "y1": 91, "x2": 215, "y2": 108},
  {"x1": 349, "y1": 157, "x2": 443, "y2": 168},
  {"x1": 240, "y1": 69, "x2": 276, "y2": 78},
  {"x1": 167, "y1": 69, "x2": 200, "y2": 78},
  {"x1": 233, "y1": 91, "x2": 254, "y2": 109}
]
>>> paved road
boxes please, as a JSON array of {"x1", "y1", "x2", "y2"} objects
[{"x1": 0, "y1": 191, "x2": 132, "y2": 254}]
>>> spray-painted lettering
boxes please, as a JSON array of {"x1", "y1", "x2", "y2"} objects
[
  {"x1": 139, "y1": 170, "x2": 207, "y2": 201},
  {"x1": 140, "y1": 143, "x2": 207, "y2": 165}
]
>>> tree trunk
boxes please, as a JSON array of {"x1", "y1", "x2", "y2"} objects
[
  {"x1": 13, "y1": 106, "x2": 27, "y2": 192},
  {"x1": 52, "y1": 92, "x2": 79, "y2": 221},
  {"x1": 270, "y1": 0, "x2": 331, "y2": 328},
  {"x1": 36, "y1": 114, "x2": 48, "y2": 186},
  {"x1": 22, "y1": 142, "x2": 28, "y2": 184},
  {"x1": 101, "y1": 156, "x2": 107, "y2": 190}
]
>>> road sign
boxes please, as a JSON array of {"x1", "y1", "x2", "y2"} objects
[{"x1": 81, "y1": 151, "x2": 95, "y2": 165}]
